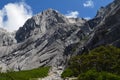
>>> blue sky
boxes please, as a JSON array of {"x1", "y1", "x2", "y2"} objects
[
  {"x1": 0, "y1": 0, "x2": 113, "y2": 18},
  {"x1": 0, "y1": 0, "x2": 113, "y2": 32},
  {"x1": 26, "y1": 0, "x2": 113, "y2": 18}
]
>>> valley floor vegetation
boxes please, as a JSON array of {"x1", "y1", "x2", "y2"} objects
[
  {"x1": 0, "y1": 66, "x2": 50, "y2": 80},
  {"x1": 62, "y1": 45, "x2": 120, "y2": 80}
]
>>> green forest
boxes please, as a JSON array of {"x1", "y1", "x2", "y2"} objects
[{"x1": 62, "y1": 45, "x2": 120, "y2": 80}]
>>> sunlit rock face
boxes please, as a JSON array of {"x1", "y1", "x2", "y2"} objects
[{"x1": 0, "y1": 9, "x2": 87, "y2": 71}]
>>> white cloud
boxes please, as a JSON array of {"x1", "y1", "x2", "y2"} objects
[
  {"x1": 0, "y1": 1, "x2": 32, "y2": 32},
  {"x1": 83, "y1": 0, "x2": 94, "y2": 8},
  {"x1": 84, "y1": 17, "x2": 91, "y2": 20},
  {"x1": 65, "y1": 11, "x2": 79, "y2": 18}
]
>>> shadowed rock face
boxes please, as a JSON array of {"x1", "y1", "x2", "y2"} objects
[
  {"x1": 62, "y1": 0, "x2": 120, "y2": 58},
  {"x1": 86, "y1": 0, "x2": 120, "y2": 49},
  {"x1": 0, "y1": 9, "x2": 87, "y2": 72}
]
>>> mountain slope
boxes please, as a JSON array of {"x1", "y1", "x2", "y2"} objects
[{"x1": 0, "y1": 9, "x2": 88, "y2": 72}]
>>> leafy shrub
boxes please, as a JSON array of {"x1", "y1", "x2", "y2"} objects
[
  {"x1": 61, "y1": 68, "x2": 73, "y2": 78},
  {"x1": 78, "y1": 70, "x2": 98, "y2": 80}
]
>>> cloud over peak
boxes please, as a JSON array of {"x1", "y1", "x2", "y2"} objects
[
  {"x1": 0, "y1": 1, "x2": 32, "y2": 32},
  {"x1": 83, "y1": 0, "x2": 94, "y2": 8},
  {"x1": 84, "y1": 17, "x2": 91, "y2": 20}
]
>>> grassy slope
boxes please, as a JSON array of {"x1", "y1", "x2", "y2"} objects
[{"x1": 0, "y1": 67, "x2": 50, "y2": 80}]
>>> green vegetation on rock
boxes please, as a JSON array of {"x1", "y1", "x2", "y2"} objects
[
  {"x1": 61, "y1": 68, "x2": 73, "y2": 78},
  {"x1": 0, "y1": 66, "x2": 50, "y2": 80}
]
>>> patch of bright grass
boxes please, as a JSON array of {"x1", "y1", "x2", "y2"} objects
[{"x1": 0, "y1": 66, "x2": 50, "y2": 80}]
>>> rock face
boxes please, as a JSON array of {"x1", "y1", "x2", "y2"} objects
[
  {"x1": 62, "y1": 0, "x2": 120, "y2": 59},
  {"x1": 86, "y1": 0, "x2": 120, "y2": 49},
  {"x1": 0, "y1": 28, "x2": 16, "y2": 46},
  {"x1": 0, "y1": 9, "x2": 87, "y2": 72}
]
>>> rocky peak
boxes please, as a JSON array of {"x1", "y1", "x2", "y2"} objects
[
  {"x1": 33, "y1": 8, "x2": 68, "y2": 25},
  {"x1": 15, "y1": 9, "x2": 81, "y2": 43},
  {"x1": 41, "y1": 8, "x2": 59, "y2": 16}
]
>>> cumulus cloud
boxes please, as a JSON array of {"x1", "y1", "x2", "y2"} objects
[
  {"x1": 83, "y1": 0, "x2": 94, "y2": 8},
  {"x1": 0, "y1": 1, "x2": 32, "y2": 32},
  {"x1": 65, "y1": 11, "x2": 79, "y2": 18}
]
